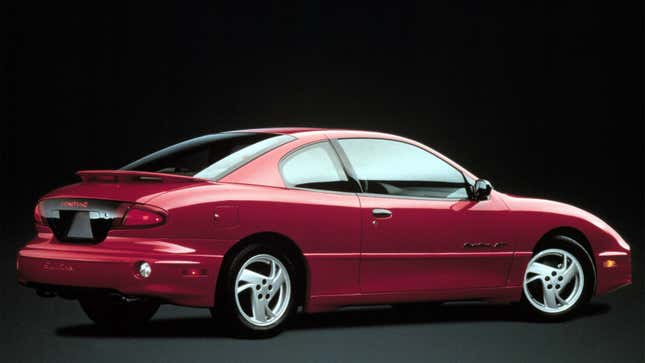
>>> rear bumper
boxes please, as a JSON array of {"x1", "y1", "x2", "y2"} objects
[{"x1": 17, "y1": 234, "x2": 224, "y2": 307}]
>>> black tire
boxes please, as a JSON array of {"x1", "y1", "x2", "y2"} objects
[
  {"x1": 520, "y1": 235, "x2": 595, "y2": 321},
  {"x1": 212, "y1": 243, "x2": 298, "y2": 338},
  {"x1": 79, "y1": 296, "x2": 159, "y2": 329}
]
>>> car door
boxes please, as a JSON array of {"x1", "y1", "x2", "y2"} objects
[
  {"x1": 278, "y1": 140, "x2": 363, "y2": 297},
  {"x1": 334, "y1": 138, "x2": 512, "y2": 294}
]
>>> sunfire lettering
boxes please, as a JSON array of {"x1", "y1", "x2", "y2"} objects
[{"x1": 463, "y1": 242, "x2": 507, "y2": 248}]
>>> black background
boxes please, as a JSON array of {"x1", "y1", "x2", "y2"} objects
[{"x1": 3, "y1": 2, "x2": 643, "y2": 362}]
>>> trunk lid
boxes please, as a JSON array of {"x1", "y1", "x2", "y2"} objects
[
  {"x1": 39, "y1": 170, "x2": 210, "y2": 243},
  {"x1": 44, "y1": 170, "x2": 209, "y2": 204}
]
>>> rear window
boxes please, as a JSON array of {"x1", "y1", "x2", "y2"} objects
[{"x1": 122, "y1": 132, "x2": 294, "y2": 180}]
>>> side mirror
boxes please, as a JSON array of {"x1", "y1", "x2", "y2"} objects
[{"x1": 472, "y1": 179, "x2": 492, "y2": 201}]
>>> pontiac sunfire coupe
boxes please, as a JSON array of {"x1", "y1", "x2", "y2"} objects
[{"x1": 17, "y1": 128, "x2": 631, "y2": 337}]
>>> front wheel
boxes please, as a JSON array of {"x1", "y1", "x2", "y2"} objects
[
  {"x1": 521, "y1": 237, "x2": 594, "y2": 320},
  {"x1": 213, "y1": 244, "x2": 297, "y2": 338}
]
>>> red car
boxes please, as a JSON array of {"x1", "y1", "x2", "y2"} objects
[{"x1": 17, "y1": 128, "x2": 631, "y2": 336}]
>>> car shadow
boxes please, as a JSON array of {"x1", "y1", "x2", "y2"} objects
[{"x1": 55, "y1": 302, "x2": 611, "y2": 338}]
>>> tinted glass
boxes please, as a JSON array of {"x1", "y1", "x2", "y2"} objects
[
  {"x1": 280, "y1": 141, "x2": 356, "y2": 192},
  {"x1": 338, "y1": 138, "x2": 468, "y2": 199},
  {"x1": 122, "y1": 132, "x2": 294, "y2": 180}
]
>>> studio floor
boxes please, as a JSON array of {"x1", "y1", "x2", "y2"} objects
[{"x1": 2, "y1": 245, "x2": 642, "y2": 363}]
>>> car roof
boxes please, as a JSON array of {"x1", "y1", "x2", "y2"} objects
[
  {"x1": 231, "y1": 127, "x2": 397, "y2": 139},
  {"x1": 233, "y1": 127, "x2": 328, "y2": 135},
  {"x1": 231, "y1": 127, "x2": 438, "y2": 149}
]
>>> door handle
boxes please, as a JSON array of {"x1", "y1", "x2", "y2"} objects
[{"x1": 372, "y1": 208, "x2": 392, "y2": 218}]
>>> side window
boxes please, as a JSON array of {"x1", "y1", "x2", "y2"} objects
[
  {"x1": 337, "y1": 138, "x2": 468, "y2": 199},
  {"x1": 280, "y1": 141, "x2": 356, "y2": 193}
]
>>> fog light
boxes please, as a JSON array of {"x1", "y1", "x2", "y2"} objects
[
  {"x1": 603, "y1": 259, "x2": 617, "y2": 268},
  {"x1": 138, "y1": 261, "x2": 152, "y2": 278}
]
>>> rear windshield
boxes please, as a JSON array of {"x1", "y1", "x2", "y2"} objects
[{"x1": 121, "y1": 132, "x2": 294, "y2": 180}]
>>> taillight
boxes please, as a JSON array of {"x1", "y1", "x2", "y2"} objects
[
  {"x1": 121, "y1": 205, "x2": 166, "y2": 228},
  {"x1": 34, "y1": 203, "x2": 47, "y2": 225}
]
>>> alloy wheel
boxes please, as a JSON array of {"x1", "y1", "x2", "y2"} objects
[
  {"x1": 523, "y1": 248, "x2": 585, "y2": 314},
  {"x1": 234, "y1": 254, "x2": 292, "y2": 327}
]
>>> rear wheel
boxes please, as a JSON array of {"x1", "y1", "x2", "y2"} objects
[
  {"x1": 521, "y1": 236, "x2": 594, "y2": 320},
  {"x1": 79, "y1": 296, "x2": 159, "y2": 329},
  {"x1": 213, "y1": 244, "x2": 297, "y2": 338}
]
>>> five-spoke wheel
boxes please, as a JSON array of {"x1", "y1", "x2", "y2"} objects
[
  {"x1": 521, "y1": 237, "x2": 594, "y2": 319},
  {"x1": 235, "y1": 254, "x2": 292, "y2": 327},
  {"x1": 213, "y1": 243, "x2": 297, "y2": 337},
  {"x1": 523, "y1": 249, "x2": 584, "y2": 313}
]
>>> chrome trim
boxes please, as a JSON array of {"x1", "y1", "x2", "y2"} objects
[
  {"x1": 358, "y1": 192, "x2": 470, "y2": 202},
  {"x1": 372, "y1": 208, "x2": 392, "y2": 218}
]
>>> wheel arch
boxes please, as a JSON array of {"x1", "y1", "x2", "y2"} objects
[
  {"x1": 534, "y1": 226, "x2": 594, "y2": 259},
  {"x1": 216, "y1": 231, "x2": 310, "y2": 308},
  {"x1": 532, "y1": 226, "x2": 597, "y2": 294}
]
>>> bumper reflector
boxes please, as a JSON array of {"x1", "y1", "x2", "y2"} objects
[{"x1": 182, "y1": 268, "x2": 207, "y2": 277}]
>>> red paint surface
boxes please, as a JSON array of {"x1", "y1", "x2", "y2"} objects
[{"x1": 17, "y1": 128, "x2": 631, "y2": 311}]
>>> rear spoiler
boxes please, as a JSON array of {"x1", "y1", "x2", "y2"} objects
[{"x1": 76, "y1": 170, "x2": 204, "y2": 183}]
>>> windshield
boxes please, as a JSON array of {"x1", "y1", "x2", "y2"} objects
[{"x1": 121, "y1": 132, "x2": 294, "y2": 180}]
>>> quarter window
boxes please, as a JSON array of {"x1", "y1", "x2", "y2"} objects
[
  {"x1": 337, "y1": 138, "x2": 468, "y2": 199},
  {"x1": 280, "y1": 142, "x2": 356, "y2": 193}
]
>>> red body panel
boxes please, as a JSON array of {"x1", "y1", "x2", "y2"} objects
[
  {"x1": 358, "y1": 193, "x2": 512, "y2": 293},
  {"x1": 18, "y1": 233, "x2": 222, "y2": 306},
  {"x1": 17, "y1": 128, "x2": 632, "y2": 311}
]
